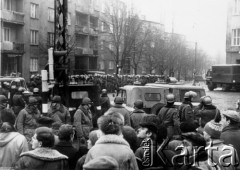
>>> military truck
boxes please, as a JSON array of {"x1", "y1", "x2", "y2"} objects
[{"x1": 206, "y1": 64, "x2": 240, "y2": 91}]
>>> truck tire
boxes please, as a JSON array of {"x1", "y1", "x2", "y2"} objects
[
  {"x1": 151, "y1": 103, "x2": 165, "y2": 115},
  {"x1": 208, "y1": 83, "x2": 215, "y2": 91}
]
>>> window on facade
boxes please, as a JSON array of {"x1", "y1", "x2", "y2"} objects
[
  {"x1": 3, "y1": 28, "x2": 10, "y2": 41},
  {"x1": 48, "y1": 32, "x2": 54, "y2": 46},
  {"x1": 4, "y1": 0, "x2": 11, "y2": 10},
  {"x1": 99, "y1": 61, "x2": 104, "y2": 70},
  {"x1": 48, "y1": 8, "x2": 54, "y2": 22},
  {"x1": 30, "y1": 58, "x2": 38, "y2": 72},
  {"x1": 101, "y1": 41, "x2": 104, "y2": 50},
  {"x1": 109, "y1": 61, "x2": 114, "y2": 70},
  {"x1": 30, "y1": 3, "x2": 38, "y2": 18},
  {"x1": 232, "y1": 29, "x2": 240, "y2": 46},
  {"x1": 30, "y1": 30, "x2": 38, "y2": 45},
  {"x1": 68, "y1": 13, "x2": 71, "y2": 25},
  {"x1": 234, "y1": 0, "x2": 240, "y2": 15}
]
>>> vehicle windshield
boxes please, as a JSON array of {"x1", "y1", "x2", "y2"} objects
[{"x1": 144, "y1": 93, "x2": 161, "y2": 101}]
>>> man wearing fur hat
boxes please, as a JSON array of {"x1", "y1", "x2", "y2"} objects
[
  {"x1": 203, "y1": 120, "x2": 237, "y2": 170},
  {"x1": 220, "y1": 110, "x2": 240, "y2": 161},
  {"x1": 106, "y1": 96, "x2": 131, "y2": 126}
]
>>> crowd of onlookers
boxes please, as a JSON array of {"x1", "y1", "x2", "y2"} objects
[{"x1": 1, "y1": 88, "x2": 240, "y2": 170}]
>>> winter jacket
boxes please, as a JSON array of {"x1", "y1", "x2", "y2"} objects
[
  {"x1": 15, "y1": 147, "x2": 69, "y2": 170},
  {"x1": 73, "y1": 105, "x2": 93, "y2": 139},
  {"x1": 179, "y1": 101, "x2": 194, "y2": 123},
  {"x1": 85, "y1": 134, "x2": 139, "y2": 170},
  {"x1": 48, "y1": 104, "x2": 71, "y2": 124},
  {"x1": 99, "y1": 94, "x2": 110, "y2": 115},
  {"x1": 158, "y1": 104, "x2": 180, "y2": 137},
  {"x1": 107, "y1": 104, "x2": 131, "y2": 126},
  {"x1": 53, "y1": 141, "x2": 78, "y2": 170},
  {"x1": 195, "y1": 105, "x2": 220, "y2": 127},
  {"x1": 207, "y1": 139, "x2": 237, "y2": 170},
  {"x1": 12, "y1": 92, "x2": 25, "y2": 116},
  {"x1": 220, "y1": 124, "x2": 240, "y2": 161},
  {"x1": 130, "y1": 109, "x2": 147, "y2": 130},
  {"x1": 0, "y1": 132, "x2": 29, "y2": 168},
  {"x1": 15, "y1": 107, "x2": 41, "y2": 142}
]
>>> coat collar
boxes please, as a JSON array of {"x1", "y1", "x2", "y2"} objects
[
  {"x1": 96, "y1": 134, "x2": 130, "y2": 147},
  {"x1": 20, "y1": 147, "x2": 68, "y2": 161},
  {"x1": 222, "y1": 124, "x2": 240, "y2": 132},
  {"x1": 132, "y1": 109, "x2": 145, "y2": 113},
  {"x1": 112, "y1": 104, "x2": 124, "y2": 108}
]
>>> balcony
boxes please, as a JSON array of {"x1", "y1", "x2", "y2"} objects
[
  {"x1": 75, "y1": 26, "x2": 89, "y2": 34},
  {"x1": 75, "y1": 47, "x2": 93, "y2": 55},
  {"x1": 0, "y1": 10, "x2": 24, "y2": 25},
  {"x1": 1, "y1": 42, "x2": 24, "y2": 53}
]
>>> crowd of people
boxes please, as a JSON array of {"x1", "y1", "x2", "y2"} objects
[{"x1": 1, "y1": 86, "x2": 240, "y2": 170}]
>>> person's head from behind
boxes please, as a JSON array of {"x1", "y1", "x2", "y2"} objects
[
  {"x1": 31, "y1": 127, "x2": 55, "y2": 149},
  {"x1": 100, "y1": 113, "x2": 124, "y2": 135},
  {"x1": 122, "y1": 126, "x2": 138, "y2": 152},
  {"x1": 134, "y1": 100, "x2": 143, "y2": 110},
  {"x1": 58, "y1": 124, "x2": 75, "y2": 142},
  {"x1": 87, "y1": 130, "x2": 100, "y2": 149}
]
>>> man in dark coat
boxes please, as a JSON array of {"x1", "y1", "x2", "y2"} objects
[
  {"x1": 32, "y1": 88, "x2": 42, "y2": 113},
  {"x1": 12, "y1": 87, "x2": 25, "y2": 116},
  {"x1": 179, "y1": 91, "x2": 197, "y2": 123},
  {"x1": 53, "y1": 124, "x2": 78, "y2": 170},
  {"x1": 195, "y1": 96, "x2": 220, "y2": 128},
  {"x1": 220, "y1": 110, "x2": 240, "y2": 161},
  {"x1": 99, "y1": 89, "x2": 110, "y2": 115},
  {"x1": 158, "y1": 94, "x2": 180, "y2": 137},
  {"x1": 130, "y1": 100, "x2": 146, "y2": 130}
]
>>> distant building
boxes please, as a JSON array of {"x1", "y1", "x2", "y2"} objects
[{"x1": 226, "y1": 0, "x2": 240, "y2": 64}]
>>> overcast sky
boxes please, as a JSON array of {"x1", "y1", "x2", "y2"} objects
[{"x1": 123, "y1": 0, "x2": 227, "y2": 63}]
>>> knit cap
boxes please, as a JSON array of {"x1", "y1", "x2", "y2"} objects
[
  {"x1": 83, "y1": 156, "x2": 119, "y2": 170},
  {"x1": 204, "y1": 120, "x2": 222, "y2": 139}
]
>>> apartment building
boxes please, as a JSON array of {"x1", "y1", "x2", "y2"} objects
[
  {"x1": 226, "y1": 0, "x2": 240, "y2": 63},
  {"x1": 0, "y1": 0, "x2": 100, "y2": 80}
]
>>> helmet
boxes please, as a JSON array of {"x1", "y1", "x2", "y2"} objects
[
  {"x1": 184, "y1": 91, "x2": 197, "y2": 99},
  {"x1": 134, "y1": 100, "x2": 143, "y2": 109},
  {"x1": 102, "y1": 89, "x2": 107, "y2": 94},
  {"x1": 28, "y1": 97, "x2": 38, "y2": 105},
  {"x1": 82, "y1": 97, "x2": 92, "y2": 105},
  {"x1": 18, "y1": 87, "x2": 25, "y2": 92},
  {"x1": 0, "y1": 95, "x2": 8, "y2": 103},
  {"x1": 52, "y1": 95, "x2": 61, "y2": 103},
  {"x1": 203, "y1": 96, "x2": 212, "y2": 105},
  {"x1": 166, "y1": 94, "x2": 175, "y2": 103},
  {"x1": 33, "y1": 88, "x2": 39, "y2": 93},
  {"x1": 114, "y1": 96, "x2": 124, "y2": 104}
]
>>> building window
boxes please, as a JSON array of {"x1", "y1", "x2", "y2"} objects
[
  {"x1": 48, "y1": 8, "x2": 54, "y2": 22},
  {"x1": 109, "y1": 44, "x2": 113, "y2": 51},
  {"x1": 109, "y1": 61, "x2": 114, "y2": 70},
  {"x1": 232, "y1": 29, "x2": 240, "y2": 46},
  {"x1": 68, "y1": 13, "x2": 71, "y2": 25},
  {"x1": 48, "y1": 32, "x2": 54, "y2": 46},
  {"x1": 4, "y1": 0, "x2": 11, "y2": 10},
  {"x1": 3, "y1": 28, "x2": 10, "y2": 41},
  {"x1": 233, "y1": 0, "x2": 240, "y2": 15},
  {"x1": 30, "y1": 3, "x2": 38, "y2": 18},
  {"x1": 30, "y1": 30, "x2": 38, "y2": 45},
  {"x1": 99, "y1": 61, "x2": 104, "y2": 70},
  {"x1": 30, "y1": 58, "x2": 38, "y2": 72}
]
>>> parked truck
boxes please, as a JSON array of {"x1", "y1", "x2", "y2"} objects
[{"x1": 206, "y1": 64, "x2": 240, "y2": 91}]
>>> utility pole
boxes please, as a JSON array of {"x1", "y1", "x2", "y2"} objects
[{"x1": 193, "y1": 42, "x2": 197, "y2": 86}]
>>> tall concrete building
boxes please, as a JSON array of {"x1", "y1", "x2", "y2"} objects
[
  {"x1": 0, "y1": 0, "x2": 100, "y2": 80},
  {"x1": 226, "y1": 0, "x2": 240, "y2": 63}
]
